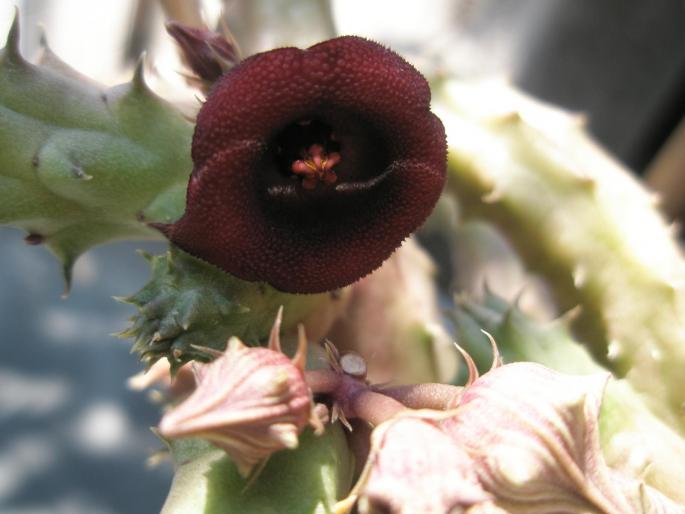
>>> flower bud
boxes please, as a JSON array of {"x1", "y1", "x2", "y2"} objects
[
  {"x1": 443, "y1": 362, "x2": 685, "y2": 512},
  {"x1": 353, "y1": 416, "x2": 491, "y2": 514},
  {"x1": 158, "y1": 331, "x2": 315, "y2": 477},
  {"x1": 165, "y1": 22, "x2": 239, "y2": 88}
]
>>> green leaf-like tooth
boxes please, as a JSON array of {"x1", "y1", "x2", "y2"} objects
[
  {"x1": 158, "y1": 315, "x2": 183, "y2": 340},
  {"x1": 1, "y1": 9, "x2": 23, "y2": 66},
  {"x1": 120, "y1": 246, "x2": 332, "y2": 368}
]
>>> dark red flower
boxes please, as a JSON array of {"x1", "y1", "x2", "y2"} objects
[{"x1": 159, "y1": 36, "x2": 446, "y2": 294}]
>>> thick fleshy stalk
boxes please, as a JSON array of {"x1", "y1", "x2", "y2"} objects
[
  {"x1": 117, "y1": 247, "x2": 344, "y2": 369},
  {"x1": 437, "y1": 78, "x2": 685, "y2": 432}
]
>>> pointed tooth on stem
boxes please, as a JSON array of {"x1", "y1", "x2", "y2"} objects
[
  {"x1": 481, "y1": 330, "x2": 503, "y2": 370},
  {"x1": 4, "y1": 8, "x2": 24, "y2": 64},
  {"x1": 293, "y1": 324, "x2": 308, "y2": 372},
  {"x1": 268, "y1": 306, "x2": 284, "y2": 352},
  {"x1": 454, "y1": 342, "x2": 479, "y2": 386},
  {"x1": 131, "y1": 52, "x2": 153, "y2": 95},
  {"x1": 227, "y1": 336, "x2": 247, "y2": 352},
  {"x1": 189, "y1": 343, "x2": 223, "y2": 359},
  {"x1": 309, "y1": 403, "x2": 326, "y2": 435},
  {"x1": 323, "y1": 339, "x2": 342, "y2": 373}
]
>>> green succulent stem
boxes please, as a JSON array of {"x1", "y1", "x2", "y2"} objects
[
  {"x1": 436, "y1": 79, "x2": 685, "y2": 433},
  {"x1": 162, "y1": 425, "x2": 354, "y2": 514},
  {"x1": 0, "y1": 12, "x2": 193, "y2": 288}
]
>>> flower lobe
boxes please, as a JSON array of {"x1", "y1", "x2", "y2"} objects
[{"x1": 162, "y1": 36, "x2": 446, "y2": 293}]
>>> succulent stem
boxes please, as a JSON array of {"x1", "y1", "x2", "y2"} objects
[
  {"x1": 0, "y1": 11, "x2": 193, "y2": 286},
  {"x1": 436, "y1": 78, "x2": 685, "y2": 433},
  {"x1": 306, "y1": 369, "x2": 460, "y2": 426},
  {"x1": 375, "y1": 383, "x2": 462, "y2": 410}
]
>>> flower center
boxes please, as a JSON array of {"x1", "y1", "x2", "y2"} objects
[
  {"x1": 290, "y1": 144, "x2": 341, "y2": 190},
  {"x1": 272, "y1": 119, "x2": 342, "y2": 190}
]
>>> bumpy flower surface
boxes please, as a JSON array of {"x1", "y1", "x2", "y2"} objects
[
  {"x1": 159, "y1": 36, "x2": 446, "y2": 293},
  {"x1": 158, "y1": 336, "x2": 313, "y2": 477}
]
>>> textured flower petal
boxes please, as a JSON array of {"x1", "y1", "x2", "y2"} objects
[{"x1": 162, "y1": 36, "x2": 446, "y2": 293}]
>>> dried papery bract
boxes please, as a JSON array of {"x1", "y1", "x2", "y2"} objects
[
  {"x1": 159, "y1": 36, "x2": 446, "y2": 293},
  {"x1": 158, "y1": 332, "x2": 316, "y2": 477}
]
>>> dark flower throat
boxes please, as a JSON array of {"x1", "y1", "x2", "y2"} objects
[{"x1": 272, "y1": 119, "x2": 342, "y2": 190}]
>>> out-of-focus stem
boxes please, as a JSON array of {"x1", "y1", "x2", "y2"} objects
[
  {"x1": 159, "y1": 0, "x2": 204, "y2": 27},
  {"x1": 221, "y1": 0, "x2": 336, "y2": 56},
  {"x1": 646, "y1": 116, "x2": 685, "y2": 220},
  {"x1": 348, "y1": 389, "x2": 405, "y2": 427},
  {"x1": 306, "y1": 369, "x2": 341, "y2": 395},
  {"x1": 306, "y1": 369, "x2": 405, "y2": 426},
  {"x1": 437, "y1": 78, "x2": 685, "y2": 432},
  {"x1": 377, "y1": 383, "x2": 462, "y2": 410}
]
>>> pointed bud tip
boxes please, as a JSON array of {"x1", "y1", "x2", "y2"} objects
[{"x1": 165, "y1": 21, "x2": 239, "y2": 84}]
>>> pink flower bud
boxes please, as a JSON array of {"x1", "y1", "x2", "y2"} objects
[
  {"x1": 165, "y1": 22, "x2": 239, "y2": 86},
  {"x1": 442, "y1": 362, "x2": 684, "y2": 513},
  {"x1": 158, "y1": 333, "x2": 315, "y2": 477},
  {"x1": 353, "y1": 416, "x2": 491, "y2": 514}
]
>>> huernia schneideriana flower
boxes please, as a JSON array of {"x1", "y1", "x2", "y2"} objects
[
  {"x1": 157, "y1": 36, "x2": 446, "y2": 294},
  {"x1": 157, "y1": 312, "x2": 321, "y2": 477}
]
